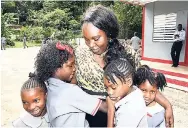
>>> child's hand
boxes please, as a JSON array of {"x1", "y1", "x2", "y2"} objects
[
  {"x1": 107, "y1": 96, "x2": 115, "y2": 110},
  {"x1": 107, "y1": 96, "x2": 115, "y2": 128},
  {"x1": 108, "y1": 96, "x2": 121, "y2": 103}
]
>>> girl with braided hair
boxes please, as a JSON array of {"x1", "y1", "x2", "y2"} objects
[
  {"x1": 75, "y1": 4, "x2": 173, "y2": 127},
  {"x1": 104, "y1": 58, "x2": 148, "y2": 127},
  {"x1": 134, "y1": 65, "x2": 168, "y2": 127},
  {"x1": 12, "y1": 73, "x2": 49, "y2": 128}
]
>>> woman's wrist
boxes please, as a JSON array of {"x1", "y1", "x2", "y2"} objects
[{"x1": 164, "y1": 100, "x2": 172, "y2": 110}]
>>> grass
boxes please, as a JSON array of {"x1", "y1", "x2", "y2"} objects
[{"x1": 7, "y1": 41, "x2": 41, "y2": 48}]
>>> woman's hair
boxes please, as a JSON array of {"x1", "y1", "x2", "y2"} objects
[
  {"x1": 104, "y1": 58, "x2": 134, "y2": 85},
  {"x1": 134, "y1": 65, "x2": 167, "y2": 91},
  {"x1": 82, "y1": 5, "x2": 136, "y2": 69},
  {"x1": 105, "y1": 38, "x2": 136, "y2": 68},
  {"x1": 34, "y1": 41, "x2": 73, "y2": 82},
  {"x1": 82, "y1": 5, "x2": 119, "y2": 39},
  {"x1": 21, "y1": 72, "x2": 47, "y2": 93}
]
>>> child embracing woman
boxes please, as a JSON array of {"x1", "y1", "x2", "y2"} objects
[{"x1": 34, "y1": 41, "x2": 108, "y2": 127}]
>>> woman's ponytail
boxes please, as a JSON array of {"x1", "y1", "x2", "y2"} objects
[{"x1": 104, "y1": 38, "x2": 136, "y2": 70}]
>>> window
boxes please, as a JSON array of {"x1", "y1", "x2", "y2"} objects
[{"x1": 153, "y1": 13, "x2": 177, "y2": 42}]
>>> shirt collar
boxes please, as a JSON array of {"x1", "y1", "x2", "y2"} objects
[
  {"x1": 47, "y1": 77, "x2": 71, "y2": 89},
  {"x1": 177, "y1": 29, "x2": 184, "y2": 32},
  {"x1": 43, "y1": 113, "x2": 50, "y2": 123},
  {"x1": 147, "y1": 103, "x2": 164, "y2": 115},
  {"x1": 20, "y1": 111, "x2": 49, "y2": 127},
  {"x1": 115, "y1": 86, "x2": 138, "y2": 109}
]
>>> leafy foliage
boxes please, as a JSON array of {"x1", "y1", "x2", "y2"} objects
[
  {"x1": 113, "y1": 1, "x2": 142, "y2": 38},
  {"x1": 1, "y1": 1, "x2": 142, "y2": 45}
]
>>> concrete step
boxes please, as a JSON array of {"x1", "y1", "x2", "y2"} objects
[
  {"x1": 141, "y1": 60, "x2": 188, "y2": 92},
  {"x1": 152, "y1": 68, "x2": 188, "y2": 91}
]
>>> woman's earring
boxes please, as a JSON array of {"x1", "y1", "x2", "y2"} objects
[{"x1": 109, "y1": 39, "x2": 113, "y2": 43}]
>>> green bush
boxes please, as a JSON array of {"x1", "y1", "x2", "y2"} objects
[
  {"x1": 54, "y1": 30, "x2": 66, "y2": 40},
  {"x1": 6, "y1": 38, "x2": 15, "y2": 46},
  {"x1": 34, "y1": 40, "x2": 41, "y2": 44},
  {"x1": 20, "y1": 26, "x2": 44, "y2": 40},
  {"x1": 42, "y1": 27, "x2": 55, "y2": 38}
]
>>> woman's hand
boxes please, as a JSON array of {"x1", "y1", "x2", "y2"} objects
[
  {"x1": 155, "y1": 91, "x2": 174, "y2": 127},
  {"x1": 165, "y1": 106, "x2": 174, "y2": 128}
]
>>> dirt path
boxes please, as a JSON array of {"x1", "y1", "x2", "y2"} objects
[
  {"x1": 1, "y1": 47, "x2": 188, "y2": 127},
  {"x1": 1, "y1": 47, "x2": 40, "y2": 127}
]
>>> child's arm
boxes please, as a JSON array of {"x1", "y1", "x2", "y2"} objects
[
  {"x1": 107, "y1": 97, "x2": 115, "y2": 128},
  {"x1": 70, "y1": 87, "x2": 108, "y2": 116},
  {"x1": 155, "y1": 91, "x2": 174, "y2": 127}
]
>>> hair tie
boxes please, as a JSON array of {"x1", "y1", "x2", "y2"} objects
[
  {"x1": 56, "y1": 41, "x2": 73, "y2": 54},
  {"x1": 28, "y1": 72, "x2": 36, "y2": 78}
]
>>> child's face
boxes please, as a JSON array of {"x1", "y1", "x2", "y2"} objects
[
  {"x1": 139, "y1": 80, "x2": 158, "y2": 106},
  {"x1": 58, "y1": 55, "x2": 76, "y2": 82},
  {"x1": 104, "y1": 75, "x2": 131, "y2": 103},
  {"x1": 21, "y1": 87, "x2": 46, "y2": 117}
]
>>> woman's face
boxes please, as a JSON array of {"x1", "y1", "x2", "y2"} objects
[{"x1": 82, "y1": 23, "x2": 108, "y2": 55}]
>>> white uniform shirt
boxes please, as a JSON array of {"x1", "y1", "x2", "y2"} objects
[
  {"x1": 131, "y1": 36, "x2": 140, "y2": 50},
  {"x1": 1, "y1": 37, "x2": 6, "y2": 44},
  {"x1": 12, "y1": 111, "x2": 50, "y2": 128},
  {"x1": 46, "y1": 78, "x2": 102, "y2": 127},
  {"x1": 147, "y1": 103, "x2": 164, "y2": 116},
  {"x1": 23, "y1": 37, "x2": 26, "y2": 42},
  {"x1": 114, "y1": 86, "x2": 148, "y2": 127},
  {"x1": 174, "y1": 29, "x2": 186, "y2": 41},
  {"x1": 147, "y1": 103, "x2": 165, "y2": 128}
]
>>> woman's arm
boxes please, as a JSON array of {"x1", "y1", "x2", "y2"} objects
[{"x1": 155, "y1": 91, "x2": 174, "y2": 127}]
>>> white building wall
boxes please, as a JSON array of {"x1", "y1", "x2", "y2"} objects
[{"x1": 144, "y1": 1, "x2": 188, "y2": 62}]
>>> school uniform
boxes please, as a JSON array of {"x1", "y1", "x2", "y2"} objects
[
  {"x1": 12, "y1": 111, "x2": 50, "y2": 128},
  {"x1": 46, "y1": 78, "x2": 102, "y2": 127},
  {"x1": 114, "y1": 86, "x2": 148, "y2": 127},
  {"x1": 147, "y1": 103, "x2": 166, "y2": 128}
]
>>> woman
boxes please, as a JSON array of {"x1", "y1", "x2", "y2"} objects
[{"x1": 75, "y1": 5, "x2": 174, "y2": 127}]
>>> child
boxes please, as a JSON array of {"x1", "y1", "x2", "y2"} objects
[
  {"x1": 12, "y1": 73, "x2": 49, "y2": 127},
  {"x1": 104, "y1": 58, "x2": 148, "y2": 127},
  {"x1": 34, "y1": 41, "x2": 107, "y2": 127},
  {"x1": 134, "y1": 65, "x2": 167, "y2": 127}
]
